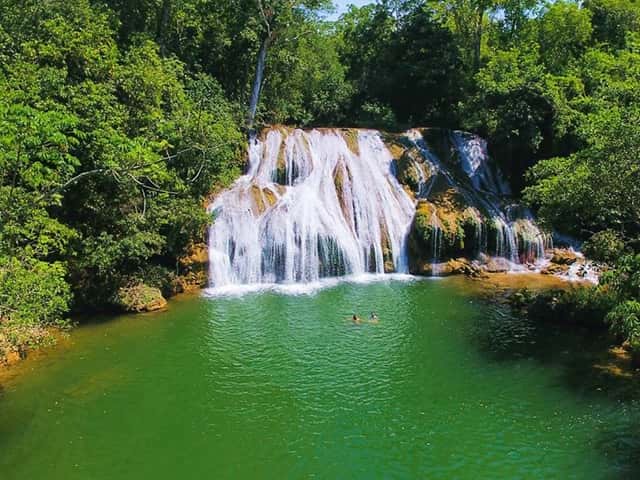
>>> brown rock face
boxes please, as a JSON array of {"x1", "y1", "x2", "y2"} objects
[{"x1": 173, "y1": 243, "x2": 210, "y2": 294}]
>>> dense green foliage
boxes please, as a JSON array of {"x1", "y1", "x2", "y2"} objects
[
  {"x1": 1, "y1": 0, "x2": 639, "y2": 359},
  {"x1": 0, "y1": 0, "x2": 246, "y2": 356}
]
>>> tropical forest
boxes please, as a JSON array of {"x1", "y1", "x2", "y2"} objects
[{"x1": 1, "y1": 0, "x2": 639, "y2": 478}]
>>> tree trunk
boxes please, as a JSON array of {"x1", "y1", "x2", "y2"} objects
[
  {"x1": 157, "y1": 0, "x2": 171, "y2": 57},
  {"x1": 473, "y1": 8, "x2": 484, "y2": 72},
  {"x1": 247, "y1": 34, "x2": 271, "y2": 130}
]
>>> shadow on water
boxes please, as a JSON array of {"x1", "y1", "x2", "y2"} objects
[{"x1": 469, "y1": 299, "x2": 640, "y2": 479}]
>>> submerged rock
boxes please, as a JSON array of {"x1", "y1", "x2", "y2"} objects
[
  {"x1": 2, "y1": 349, "x2": 21, "y2": 366},
  {"x1": 115, "y1": 284, "x2": 167, "y2": 313}
]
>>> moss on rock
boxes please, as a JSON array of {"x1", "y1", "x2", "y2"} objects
[
  {"x1": 396, "y1": 147, "x2": 424, "y2": 193},
  {"x1": 115, "y1": 284, "x2": 167, "y2": 313},
  {"x1": 342, "y1": 129, "x2": 360, "y2": 156}
]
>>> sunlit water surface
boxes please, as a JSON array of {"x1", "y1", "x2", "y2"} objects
[{"x1": 1, "y1": 277, "x2": 639, "y2": 479}]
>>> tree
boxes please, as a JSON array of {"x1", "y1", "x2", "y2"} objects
[
  {"x1": 524, "y1": 105, "x2": 640, "y2": 242},
  {"x1": 435, "y1": 0, "x2": 499, "y2": 72},
  {"x1": 246, "y1": 0, "x2": 331, "y2": 128},
  {"x1": 537, "y1": 1, "x2": 593, "y2": 73},
  {"x1": 584, "y1": 0, "x2": 640, "y2": 50}
]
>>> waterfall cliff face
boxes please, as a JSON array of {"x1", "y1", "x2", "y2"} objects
[
  {"x1": 400, "y1": 129, "x2": 550, "y2": 275},
  {"x1": 208, "y1": 128, "x2": 415, "y2": 287},
  {"x1": 208, "y1": 127, "x2": 551, "y2": 287}
]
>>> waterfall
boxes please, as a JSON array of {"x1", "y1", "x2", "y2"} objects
[
  {"x1": 208, "y1": 127, "x2": 552, "y2": 287},
  {"x1": 404, "y1": 129, "x2": 550, "y2": 270},
  {"x1": 208, "y1": 128, "x2": 415, "y2": 287}
]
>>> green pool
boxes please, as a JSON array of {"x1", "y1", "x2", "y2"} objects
[{"x1": 1, "y1": 278, "x2": 638, "y2": 479}]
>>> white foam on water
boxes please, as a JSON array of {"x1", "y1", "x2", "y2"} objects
[{"x1": 202, "y1": 273, "x2": 422, "y2": 298}]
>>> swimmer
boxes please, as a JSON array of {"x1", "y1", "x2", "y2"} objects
[
  {"x1": 369, "y1": 312, "x2": 379, "y2": 323},
  {"x1": 352, "y1": 314, "x2": 362, "y2": 324}
]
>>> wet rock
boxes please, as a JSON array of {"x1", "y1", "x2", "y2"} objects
[
  {"x1": 172, "y1": 243, "x2": 209, "y2": 294},
  {"x1": 396, "y1": 147, "x2": 428, "y2": 193},
  {"x1": 550, "y1": 249, "x2": 579, "y2": 265},
  {"x1": 541, "y1": 263, "x2": 570, "y2": 275}
]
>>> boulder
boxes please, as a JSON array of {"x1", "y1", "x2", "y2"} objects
[
  {"x1": 443, "y1": 258, "x2": 476, "y2": 276},
  {"x1": 482, "y1": 257, "x2": 510, "y2": 273},
  {"x1": 115, "y1": 284, "x2": 167, "y2": 313},
  {"x1": 550, "y1": 249, "x2": 579, "y2": 265},
  {"x1": 411, "y1": 258, "x2": 484, "y2": 277}
]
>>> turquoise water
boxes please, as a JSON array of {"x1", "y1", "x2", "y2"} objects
[{"x1": 0, "y1": 278, "x2": 639, "y2": 479}]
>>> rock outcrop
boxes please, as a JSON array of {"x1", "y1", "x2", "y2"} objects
[
  {"x1": 172, "y1": 243, "x2": 209, "y2": 294},
  {"x1": 389, "y1": 128, "x2": 550, "y2": 275},
  {"x1": 115, "y1": 284, "x2": 167, "y2": 313}
]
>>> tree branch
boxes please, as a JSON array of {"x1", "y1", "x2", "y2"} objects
[{"x1": 256, "y1": 0, "x2": 272, "y2": 36}]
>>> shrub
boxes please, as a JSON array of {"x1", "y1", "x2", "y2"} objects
[
  {"x1": 601, "y1": 254, "x2": 640, "y2": 299},
  {"x1": 523, "y1": 285, "x2": 616, "y2": 328},
  {"x1": 606, "y1": 300, "x2": 640, "y2": 346},
  {"x1": 0, "y1": 256, "x2": 71, "y2": 358},
  {"x1": 583, "y1": 230, "x2": 626, "y2": 263},
  {"x1": 0, "y1": 257, "x2": 71, "y2": 328}
]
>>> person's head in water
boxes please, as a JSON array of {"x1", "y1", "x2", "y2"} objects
[{"x1": 370, "y1": 312, "x2": 378, "y2": 319}]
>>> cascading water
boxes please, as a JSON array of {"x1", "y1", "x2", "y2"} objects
[
  {"x1": 208, "y1": 127, "x2": 552, "y2": 287},
  {"x1": 208, "y1": 128, "x2": 415, "y2": 287},
  {"x1": 402, "y1": 129, "x2": 551, "y2": 271}
]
